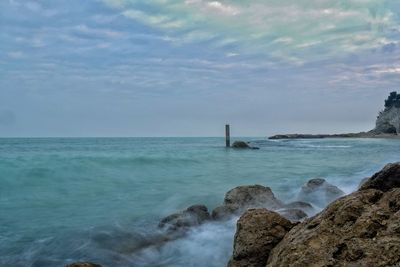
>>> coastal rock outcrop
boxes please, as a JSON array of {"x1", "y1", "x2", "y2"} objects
[
  {"x1": 228, "y1": 209, "x2": 293, "y2": 267},
  {"x1": 228, "y1": 162, "x2": 400, "y2": 267},
  {"x1": 269, "y1": 91, "x2": 400, "y2": 139},
  {"x1": 159, "y1": 204, "x2": 210, "y2": 232},
  {"x1": 267, "y1": 188, "x2": 400, "y2": 267},
  {"x1": 297, "y1": 178, "x2": 345, "y2": 206},
  {"x1": 64, "y1": 263, "x2": 101, "y2": 267},
  {"x1": 374, "y1": 91, "x2": 400, "y2": 135},
  {"x1": 212, "y1": 185, "x2": 283, "y2": 220}
]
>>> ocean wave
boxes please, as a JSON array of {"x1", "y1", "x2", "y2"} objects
[
  {"x1": 299, "y1": 144, "x2": 352, "y2": 148},
  {"x1": 75, "y1": 156, "x2": 201, "y2": 166}
]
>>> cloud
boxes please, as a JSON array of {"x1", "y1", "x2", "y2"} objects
[
  {"x1": 9, "y1": 0, "x2": 59, "y2": 17},
  {"x1": 7, "y1": 51, "x2": 24, "y2": 59},
  {"x1": 74, "y1": 24, "x2": 125, "y2": 39},
  {"x1": 103, "y1": 0, "x2": 398, "y2": 63}
]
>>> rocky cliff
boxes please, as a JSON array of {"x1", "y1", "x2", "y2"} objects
[
  {"x1": 374, "y1": 105, "x2": 400, "y2": 135},
  {"x1": 269, "y1": 91, "x2": 400, "y2": 139}
]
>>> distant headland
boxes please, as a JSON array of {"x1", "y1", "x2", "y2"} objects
[{"x1": 269, "y1": 91, "x2": 400, "y2": 139}]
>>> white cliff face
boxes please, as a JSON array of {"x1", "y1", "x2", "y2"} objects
[{"x1": 375, "y1": 107, "x2": 400, "y2": 134}]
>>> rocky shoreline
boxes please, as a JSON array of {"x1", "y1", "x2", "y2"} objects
[
  {"x1": 268, "y1": 132, "x2": 399, "y2": 140},
  {"x1": 229, "y1": 162, "x2": 400, "y2": 267},
  {"x1": 269, "y1": 92, "x2": 400, "y2": 140},
  {"x1": 67, "y1": 162, "x2": 400, "y2": 267}
]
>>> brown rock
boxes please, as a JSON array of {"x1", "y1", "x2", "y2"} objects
[
  {"x1": 224, "y1": 185, "x2": 283, "y2": 210},
  {"x1": 65, "y1": 263, "x2": 101, "y2": 267},
  {"x1": 360, "y1": 162, "x2": 400, "y2": 192},
  {"x1": 228, "y1": 209, "x2": 293, "y2": 267},
  {"x1": 266, "y1": 188, "x2": 400, "y2": 267},
  {"x1": 212, "y1": 185, "x2": 284, "y2": 220}
]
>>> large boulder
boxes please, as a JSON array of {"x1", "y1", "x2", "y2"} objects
[
  {"x1": 297, "y1": 178, "x2": 345, "y2": 206},
  {"x1": 267, "y1": 188, "x2": 400, "y2": 267},
  {"x1": 212, "y1": 185, "x2": 284, "y2": 220},
  {"x1": 159, "y1": 204, "x2": 210, "y2": 232},
  {"x1": 224, "y1": 185, "x2": 283, "y2": 209},
  {"x1": 228, "y1": 209, "x2": 293, "y2": 267},
  {"x1": 360, "y1": 162, "x2": 400, "y2": 192},
  {"x1": 65, "y1": 263, "x2": 101, "y2": 267}
]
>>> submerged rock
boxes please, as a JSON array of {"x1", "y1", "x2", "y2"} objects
[
  {"x1": 231, "y1": 141, "x2": 250, "y2": 148},
  {"x1": 91, "y1": 226, "x2": 171, "y2": 254},
  {"x1": 360, "y1": 162, "x2": 400, "y2": 192},
  {"x1": 212, "y1": 185, "x2": 284, "y2": 220},
  {"x1": 297, "y1": 177, "x2": 345, "y2": 205},
  {"x1": 211, "y1": 204, "x2": 238, "y2": 220},
  {"x1": 64, "y1": 263, "x2": 101, "y2": 267},
  {"x1": 159, "y1": 204, "x2": 210, "y2": 232},
  {"x1": 228, "y1": 209, "x2": 293, "y2": 267},
  {"x1": 231, "y1": 141, "x2": 259, "y2": 149}
]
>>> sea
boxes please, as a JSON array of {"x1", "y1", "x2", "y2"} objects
[{"x1": 1, "y1": 137, "x2": 399, "y2": 267}]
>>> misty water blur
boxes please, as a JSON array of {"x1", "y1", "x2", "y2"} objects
[{"x1": 1, "y1": 137, "x2": 399, "y2": 267}]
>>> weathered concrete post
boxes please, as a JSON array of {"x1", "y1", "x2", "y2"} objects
[{"x1": 225, "y1": 124, "x2": 230, "y2": 147}]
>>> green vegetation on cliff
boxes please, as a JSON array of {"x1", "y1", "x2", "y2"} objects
[{"x1": 384, "y1": 91, "x2": 400, "y2": 109}]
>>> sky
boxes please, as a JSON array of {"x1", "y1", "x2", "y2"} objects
[{"x1": 1, "y1": 0, "x2": 400, "y2": 137}]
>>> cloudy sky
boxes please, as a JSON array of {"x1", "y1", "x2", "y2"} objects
[{"x1": 1, "y1": 0, "x2": 400, "y2": 137}]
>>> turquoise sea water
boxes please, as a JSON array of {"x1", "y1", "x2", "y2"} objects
[{"x1": 1, "y1": 137, "x2": 399, "y2": 267}]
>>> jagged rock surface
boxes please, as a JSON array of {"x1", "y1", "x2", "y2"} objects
[
  {"x1": 374, "y1": 106, "x2": 400, "y2": 134},
  {"x1": 265, "y1": 162, "x2": 400, "y2": 267},
  {"x1": 360, "y1": 162, "x2": 400, "y2": 192},
  {"x1": 228, "y1": 209, "x2": 293, "y2": 267},
  {"x1": 267, "y1": 188, "x2": 400, "y2": 267}
]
